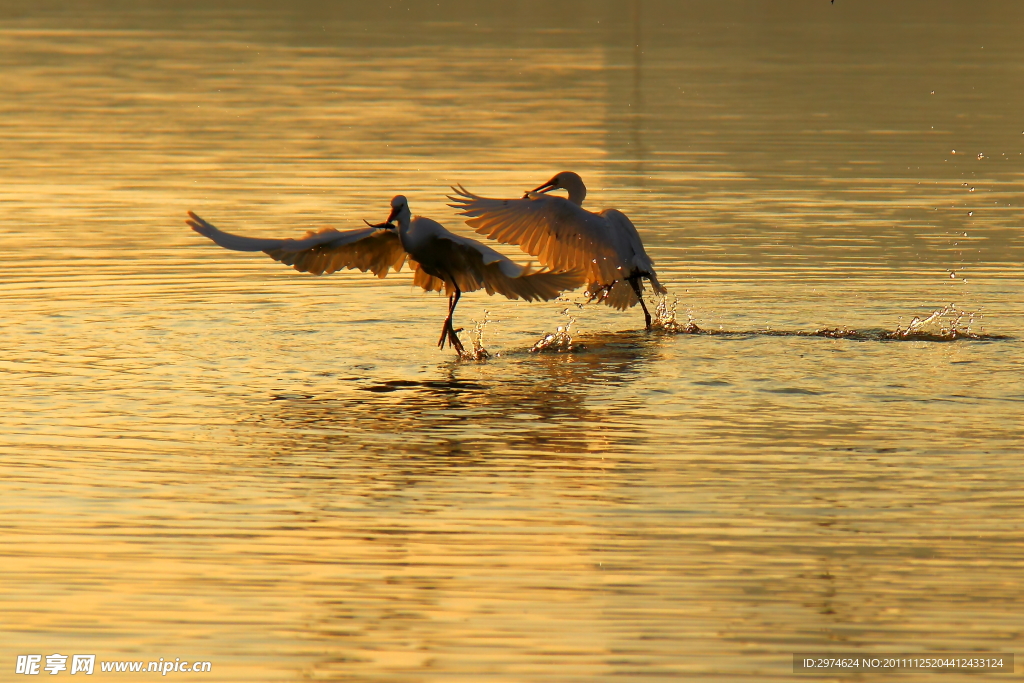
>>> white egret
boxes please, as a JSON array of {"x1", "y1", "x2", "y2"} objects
[
  {"x1": 448, "y1": 172, "x2": 666, "y2": 330},
  {"x1": 187, "y1": 196, "x2": 585, "y2": 355}
]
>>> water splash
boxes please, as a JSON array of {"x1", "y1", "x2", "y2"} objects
[
  {"x1": 650, "y1": 296, "x2": 702, "y2": 334},
  {"x1": 531, "y1": 308, "x2": 584, "y2": 353},
  {"x1": 461, "y1": 311, "x2": 492, "y2": 360},
  {"x1": 652, "y1": 301, "x2": 998, "y2": 343},
  {"x1": 887, "y1": 303, "x2": 979, "y2": 341},
  {"x1": 524, "y1": 300, "x2": 1003, "y2": 353}
]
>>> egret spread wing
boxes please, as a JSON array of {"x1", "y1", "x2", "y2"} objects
[
  {"x1": 187, "y1": 211, "x2": 406, "y2": 278},
  {"x1": 266, "y1": 228, "x2": 406, "y2": 278},
  {"x1": 447, "y1": 186, "x2": 622, "y2": 284},
  {"x1": 407, "y1": 218, "x2": 585, "y2": 301}
]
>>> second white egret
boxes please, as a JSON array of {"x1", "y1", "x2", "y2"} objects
[{"x1": 448, "y1": 172, "x2": 667, "y2": 330}]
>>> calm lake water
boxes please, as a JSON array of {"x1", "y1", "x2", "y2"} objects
[{"x1": 1, "y1": 1, "x2": 1022, "y2": 680}]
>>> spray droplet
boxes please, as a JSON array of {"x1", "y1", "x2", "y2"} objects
[
  {"x1": 977, "y1": 153, "x2": 985, "y2": 160},
  {"x1": 531, "y1": 309, "x2": 581, "y2": 353},
  {"x1": 951, "y1": 149, "x2": 956, "y2": 154},
  {"x1": 949, "y1": 271, "x2": 956, "y2": 278},
  {"x1": 969, "y1": 187, "x2": 975, "y2": 192},
  {"x1": 968, "y1": 211, "x2": 973, "y2": 216}
]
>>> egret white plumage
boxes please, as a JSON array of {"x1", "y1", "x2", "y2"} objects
[
  {"x1": 448, "y1": 172, "x2": 667, "y2": 330},
  {"x1": 187, "y1": 196, "x2": 585, "y2": 355}
]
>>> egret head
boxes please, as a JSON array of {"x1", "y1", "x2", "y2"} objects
[
  {"x1": 528, "y1": 171, "x2": 586, "y2": 205},
  {"x1": 364, "y1": 195, "x2": 411, "y2": 231},
  {"x1": 387, "y1": 194, "x2": 410, "y2": 222}
]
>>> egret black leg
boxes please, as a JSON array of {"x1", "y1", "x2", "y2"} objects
[
  {"x1": 628, "y1": 276, "x2": 652, "y2": 331},
  {"x1": 438, "y1": 291, "x2": 456, "y2": 349},
  {"x1": 447, "y1": 287, "x2": 465, "y2": 354},
  {"x1": 437, "y1": 285, "x2": 465, "y2": 354}
]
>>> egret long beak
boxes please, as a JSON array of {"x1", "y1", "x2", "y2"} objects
[
  {"x1": 526, "y1": 179, "x2": 557, "y2": 196},
  {"x1": 364, "y1": 205, "x2": 400, "y2": 229}
]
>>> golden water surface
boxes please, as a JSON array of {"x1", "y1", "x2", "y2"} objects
[{"x1": 1, "y1": 1, "x2": 1023, "y2": 680}]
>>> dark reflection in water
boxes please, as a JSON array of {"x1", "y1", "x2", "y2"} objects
[{"x1": 256, "y1": 334, "x2": 658, "y2": 463}]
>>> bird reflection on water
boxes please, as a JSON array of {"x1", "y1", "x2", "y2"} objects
[{"x1": 251, "y1": 334, "x2": 658, "y2": 466}]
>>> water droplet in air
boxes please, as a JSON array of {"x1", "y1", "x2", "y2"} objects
[
  {"x1": 949, "y1": 271, "x2": 956, "y2": 278},
  {"x1": 968, "y1": 211, "x2": 973, "y2": 216},
  {"x1": 930, "y1": 90, "x2": 935, "y2": 94},
  {"x1": 951, "y1": 149, "x2": 956, "y2": 154},
  {"x1": 977, "y1": 153, "x2": 985, "y2": 160},
  {"x1": 969, "y1": 187, "x2": 975, "y2": 192}
]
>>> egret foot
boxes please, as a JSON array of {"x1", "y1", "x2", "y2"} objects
[
  {"x1": 437, "y1": 318, "x2": 465, "y2": 355},
  {"x1": 448, "y1": 327, "x2": 465, "y2": 355}
]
